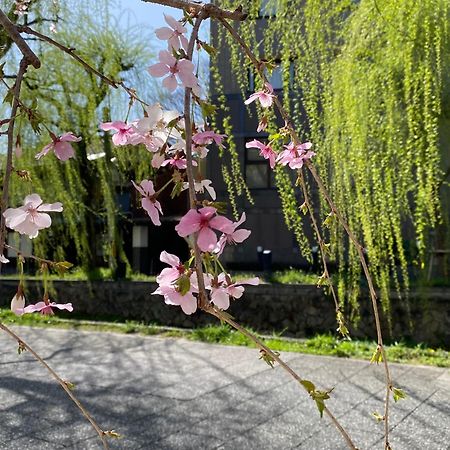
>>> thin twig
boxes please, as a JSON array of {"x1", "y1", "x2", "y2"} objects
[
  {"x1": 16, "y1": 26, "x2": 149, "y2": 107},
  {"x1": 0, "y1": 58, "x2": 27, "y2": 270},
  {"x1": 297, "y1": 171, "x2": 341, "y2": 317},
  {"x1": 207, "y1": 307, "x2": 358, "y2": 450},
  {"x1": 184, "y1": 11, "x2": 209, "y2": 309},
  {"x1": 4, "y1": 243, "x2": 56, "y2": 266},
  {"x1": 218, "y1": 14, "x2": 392, "y2": 447},
  {"x1": 0, "y1": 323, "x2": 110, "y2": 449},
  {"x1": 16, "y1": 25, "x2": 119, "y2": 88}
]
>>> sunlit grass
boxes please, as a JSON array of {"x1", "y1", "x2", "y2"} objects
[{"x1": 0, "y1": 309, "x2": 447, "y2": 367}]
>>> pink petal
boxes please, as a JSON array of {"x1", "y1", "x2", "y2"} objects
[
  {"x1": 197, "y1": 226, "x2": 217, "y2": 252},
  {"x1": 232, "y1": 228, "x2": 251, "y2": 243},
  {"x1": 35, "y1": 143, "x2": 53, "y2": 160},
  {"x1": 175, "y1": 209, "x2": 201, "y2": 237},
  {"x1": 211, "y1": 289, "x2": 230, "y2": 310},
  {"x1": 164, "y1": 14, "x2": 184, "y2": 32},
  {"x1": 54, "y1": 141, "x2": 75, "y2": 161},
  {"x1": 142, "y1": 198, "x2": 161, "y2": 226},
  {"x1": 37, "y1": 202, "x2": 63, "y2": 212},
  {"x1": 59, "y1": 133, "x2": 81, "y2": 143},
  {"x1": 209, "y1": 215, "x2": 234, "y2": 233},
  {"x1": 32, "y1": 212, "x2": 51, "y2": 229},
  {"x1": 244, "y1": 93, "x2": 259, "y2": 105},
  {"x1": 163, "y1": 75, "x2": 178, "y2": 92},
  {"x1": 24, "y1": 194, "x2": 43, "y2": 208},
  {"x1": 159, "y1": 251, "x2": 181, "y2": 267},
  {"x1": 148, "y1": 63, "x2": 169, "y2": 78},
  {"x1": 155, "y1": 27, "x2": 173, "y2": 40}
]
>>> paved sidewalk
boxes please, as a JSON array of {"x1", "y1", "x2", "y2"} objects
[{"x1": 0, "y1": 327, "x2": 448, "y2": 449}]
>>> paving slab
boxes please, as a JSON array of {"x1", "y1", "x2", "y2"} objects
[{"x1": 0, "y1": 326, "x2": 448, "y2": 450}]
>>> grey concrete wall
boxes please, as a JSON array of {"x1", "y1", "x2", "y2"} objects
[{"x1": 0, "y1": 280, "x2": 448, "y2": 346}]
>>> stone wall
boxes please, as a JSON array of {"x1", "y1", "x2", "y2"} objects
[{"x1": 0, "y1": 280, "x2": 448, "y2": 346}]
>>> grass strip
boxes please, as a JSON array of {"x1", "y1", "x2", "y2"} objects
[{"x1": 0, "y1": 308, "x2": 448, "y2": 367}]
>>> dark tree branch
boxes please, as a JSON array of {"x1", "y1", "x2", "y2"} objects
[{"x1": 0, "y1": 9, "x2": 40, "y2": 68}]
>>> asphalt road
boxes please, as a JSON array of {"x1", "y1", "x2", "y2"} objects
[{"x1": 0, "y1": 327, "x2": 448, "y2": 449}]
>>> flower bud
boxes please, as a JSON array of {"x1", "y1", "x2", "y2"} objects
[{"x1": 11, "y1": 293, "x2": 25, "y2": 316}]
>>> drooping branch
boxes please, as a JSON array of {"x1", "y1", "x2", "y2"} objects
[
  {"x1": 0, "y1": 323, "x2": 110, "y2": 449},
  {"x1": 217, "y1": 14, "x2": 393, "y2": 448}
]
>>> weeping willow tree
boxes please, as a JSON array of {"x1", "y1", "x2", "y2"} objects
[
  {"x1": 213, "y1": 0, "x2": 450, "y2": 317},
  {"x1": 2, "y1": 0, "x2": 156, "y2": 273}
]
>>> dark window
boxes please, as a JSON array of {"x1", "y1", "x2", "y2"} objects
[{"x1": 244, "y1": 139, "x2": 276, "y2": 190}]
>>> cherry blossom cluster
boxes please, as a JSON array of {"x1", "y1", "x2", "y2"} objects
[{"x1": 2, "y1": 12, "x2": 316, "y2": 319}]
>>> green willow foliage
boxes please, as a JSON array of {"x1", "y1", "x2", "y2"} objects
[
  {"x1": 215, "y1": 0, "x2": 450, "y2": 315},
  {"x1": 4, "y1": 0, "x2": 154, "y2": 272}
]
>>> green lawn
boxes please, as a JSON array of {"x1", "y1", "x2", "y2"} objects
[{"x1": 0, "y1": 308, "x2": 447, "y2": 368}]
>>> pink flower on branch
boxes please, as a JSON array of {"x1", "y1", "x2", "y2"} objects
[
  {"x1": 35, "y1": 132, "x2": 81, "y2": 161},
  {"x1": 132, "y1": 180, "x2": 162, "y2": 226},
  {"x1": 245, "y1": 139, "x2": 277, "y2": 169},
  {"x1": 192, "y1": 130, "x2": 226, "y2": 149},
  {"x1": 277, "y1": 141, "x2": 315, "y2": 170},
  {"x1": 3, "y1": 194, "x2": 63, "y2": 239},
  {"x1": 156, "y1": 251, "x2": 186, "y2": 285},
  {"x1": 209, "y1": 273, "x2": 260, "y2": 310},
  {"x1": 215, "y1": 212, "x2": 251, "y2": 256},
  {"x1": 244, "y1": 82, "x2": 276, "y2": 108},
  {"x1": 100, "y1": 121, "x2": 136, "y2": 146},
  {"x1": 155, "y1": 14, "x2": 189, "y2": 52},
  {"x1": 148, "y1": 50, "x2": 199, "y2": 93},
  {"x1": 175, "y1": 207, "x2": 233, "y2": 252},
  {"x1": 19, "y1": 301, "x2": 73, "y2": 315},
  {"x1": 160, "y1": 154, "x2": 197, "y2": 170},
  {"x1": 153, "y1": 282, "x2": 197, "y2": 315}
]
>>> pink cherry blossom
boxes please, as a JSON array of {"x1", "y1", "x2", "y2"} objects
[
  {"x1": 215, "y1": 212, "x2": 251, "y2": 256},
  {"x1": 209, "y1": 273, "x2": 260, "y2": 310},
  {"x1": 244, "y1": 82, "x2": 275, "y2": 108},
  {"x1": 160, "y1": 155, "x2": 196, "y2": 170},
  {"x1": 152, "y1": 271, "x2": 200, "y2": 315},
  {"x1": 182, "y1": 179, "x2": 216, "y2": 200},
  {"x1": 132, "y1": 180, "x2": 162, "y2": 226},
  {"x1": 192, "y1": 131, "x2": 226, "y2": 149},
  {"x1": 36, "y1": 132, "x2": 81, "y2": 161},
  {"x1": 257, "y1": 116, "x2": 268, "y2": 132},
  {"x1": 175, "y1": 207, "x2": 233, "y2": 252},
  {"x1": 155, "y1": 284, "x2": 197, "y2": 314},
  {"x1": 148, "y1": 50, "x2": 199, "y2": 92},
  {"x1": 19, "y1": 301, "x2": 73, "y2": 315},
  {"x1": 277, "y1": 141, "x2": 315, "y2": 169},
  {"x1": 0, "y1": 254, "x2": 9, "y2": 264},
  {"x1": 3, "y1": 194, "x2": 63, "y2": 239},
  {"x1": 245, "y1": 139, "x2": 277, "y2": 169},
  {"x1": 100, "y1": 121, "x2": 136, "y2": 146},
  {"x1": 156, "y1": 251, "x2": 186, "y2": 285},
  {"x1": 155, "y1": 14, "x2": 189, "y2": 52},
  {"x1": 11, "y1": 292, "x2": 25, "y2": 315}
]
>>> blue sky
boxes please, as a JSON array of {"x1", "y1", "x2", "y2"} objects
[{"x1": 115, "y1": 0, "x2": 208, "y2": 45}]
